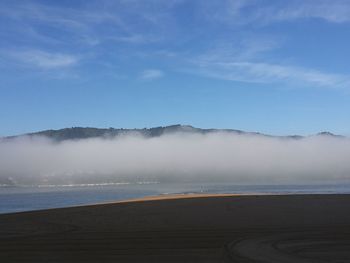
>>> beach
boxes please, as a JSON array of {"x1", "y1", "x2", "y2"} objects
[{"x1": 1, "y1": 194, "x2": 350, "y2": 262}]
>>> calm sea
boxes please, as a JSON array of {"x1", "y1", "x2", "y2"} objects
[{"x1": 1, "y1": 182, "x2": 350, "y2": 214}]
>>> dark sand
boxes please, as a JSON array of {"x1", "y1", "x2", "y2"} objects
[{"x1": 1, "y1": 194, "x2": 350, "y2": 262}]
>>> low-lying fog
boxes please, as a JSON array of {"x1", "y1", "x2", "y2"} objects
[{"x1": 0, "y1": 133, "x2": 349, "y2": 186}]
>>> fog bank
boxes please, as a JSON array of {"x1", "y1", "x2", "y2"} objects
[{"x1": 0, "y1": 133, "x2": 349, "y2": 186}]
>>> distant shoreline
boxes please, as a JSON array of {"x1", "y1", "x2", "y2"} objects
[{"x1": 34, "y1": 191, "x2": 350, "y2": 214}]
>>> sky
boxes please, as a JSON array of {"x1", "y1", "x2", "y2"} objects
[{"x1": 1, "y1": 0, "x2": 350, "y2": 137}]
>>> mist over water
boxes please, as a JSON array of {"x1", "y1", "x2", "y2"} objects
[{"x1": 1, "y1": 132, "x2": 350, "y2": 186}]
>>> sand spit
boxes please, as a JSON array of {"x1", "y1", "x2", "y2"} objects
[{"x1": 1, "y1": 194, "x2": 350, "y2": 262}]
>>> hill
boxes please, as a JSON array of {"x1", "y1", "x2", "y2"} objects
[{"x1": 2, "y1": 125, "x2": 344, "y2": 142}]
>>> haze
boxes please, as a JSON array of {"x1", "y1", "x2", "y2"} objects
[{"x1": 1, "y1": 133, "x2": 349, "y2": 186}]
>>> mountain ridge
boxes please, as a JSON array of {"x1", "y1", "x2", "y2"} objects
[{"x1": 1, "y1": 125, "x2": 344, "y2": 142}]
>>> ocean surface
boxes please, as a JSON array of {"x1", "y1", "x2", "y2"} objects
[{"x1": 1, "y1": 182, "x2": 350, "y2": 214}]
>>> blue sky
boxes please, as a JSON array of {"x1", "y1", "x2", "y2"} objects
[{"x1": 1, "y1": 0, "x2": 350, "y2": 136}]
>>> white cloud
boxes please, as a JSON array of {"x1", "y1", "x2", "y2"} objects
[
  {"x1": 140, "y1": 69, "x2": 164, "y2": 80},
  {"x1": 8, "y1": 50, "x2": 78, "y2": 69}
]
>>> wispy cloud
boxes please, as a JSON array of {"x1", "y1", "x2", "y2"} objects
[
  {"x1": 268, "y1": 0, "x2": 350, "y2": 24},
  {"x1": 196, "y1": 35, "x2": 282, "y2": 62},
  {"x1": 200, "y1": 0, "x2": 350, "y2": 25},
  {"x1": 8, "y1": 50, "x2": 78, "y2": 69},
  {"x1": 140, "y1": 69, "x2": 164, "y2": 80},
  {"x1": 193, "y1": 59, "x2": 350, "y2": 89},
  {"x1": 1, "y1": 0, "x2": 349, "y2": 87},
  {"x1": 0, "y1": 1, "x2": 174, "y2": 46}
]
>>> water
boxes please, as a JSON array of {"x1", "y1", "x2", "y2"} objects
[{"x1": 1, "y1": 182, "x2": 350, "y2": 214}]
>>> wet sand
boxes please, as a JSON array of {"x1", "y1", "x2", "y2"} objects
[{"x1": 1, "y1": 194, "x2": 350, "y2": 262}]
